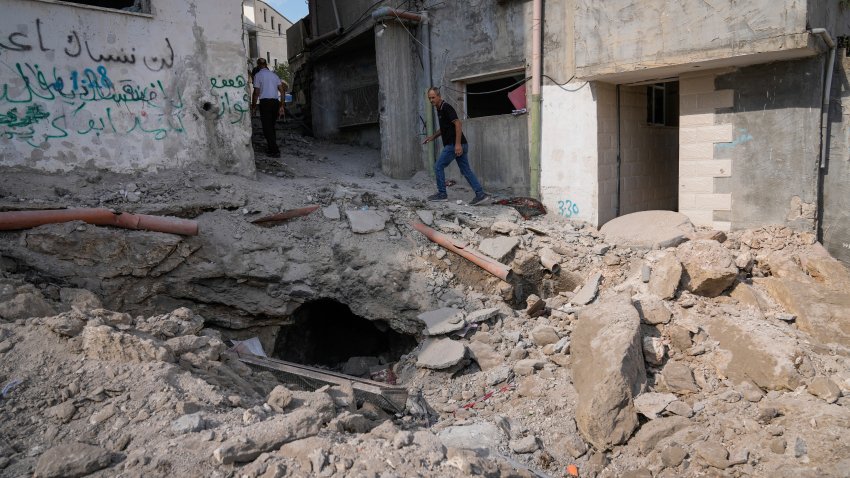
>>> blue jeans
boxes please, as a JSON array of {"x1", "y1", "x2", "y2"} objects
[{"x1": 435, "y1": 144, "x2": 483, "y2": 196}]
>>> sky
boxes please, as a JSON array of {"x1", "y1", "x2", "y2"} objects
[{"x1": 266, "y1": 0, "x2": 309, "y2": 22}]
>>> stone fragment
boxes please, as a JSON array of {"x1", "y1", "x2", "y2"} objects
[
  {"x1": 268, "y1": 385, "x2": 294, "y2": 412},
  {"x1": 172, "y1": 413, "x2": 205, "y2": 434},
  {"x1": 467, "y1": 341, "x2": 502, "y2": 371},
  {"x1": 768, "y1": 437, "x2": 786, "y2": 454},
  {"x1": 794, "y1": 437, "x2": 807, "y2": 458},
  {"x1": 642, "y1": 337, "x2": 666, "y2": 366},
  {"x1": 513, "y1": 359, "x2": 544, "y2": 376},
  {"x1": 416, "y1": 210, "x2": 434, "y2": 226},
  {"x1": 346, "y1": 210, "x2": 387, "y2": 234},
  {"x1": 633, "y1": 392, "x2": 677, "y2": 420},
  {"x1": 572, "y1": 296, "x2": 645, "y2": 450},
  {"x1": 572, "y1": 272, "x2": 603, "y2": 306},
  {"x1": 59, "y1": 288, "x2": 103, "y2": 312},
  {"x1": 661, "y1": 445, "x2": 687, "y2": 468},
  {"x1": 694, "y1": 441, "x2": 730, "y2": 469},
  {"x1": 486, "y1": 366, "x2": 513, "y2": 386},
  {"x1": 478, "y1": 236, "x2": 520, "y2": 262},
  {"x1": 89, "y1": 404, "x2": 116, "y2": 425},
  {"x1": 632, "y1": 416, "x2": 693, "y2": 454},
  {"x1": 509, "y1": 436, "x2": 539, "y2": 454},
  {"x1": 599, "y1": 211, "x2": 694, "y2": 249},
  {"x1": 530, "y1": 326, "x2": 559, "y2": 346},
  {"x1": 491, "y1": 221, "x2": 518, "y2": 234},
  {"x1": 135, "y1": 307, "x2": 204, "y2": 339},
  {"x1": 438, "y1": 422, "x2": 504, "y2": 452},
  {"x1": 416, "y1": 338, "x2": 466, "y2": 369},
  {"x1": 330, "y1": 411, "x2": 372, "y2": 434},
  {"x1": 737, "y1": 380, "x2": 765, "y2": 402},
  {"x1": 705, "y1": 315, "x2": 800, "y2": 391},
  {"x1": 416, "y1": 307, "x2": 465, "y2": 335},
  {"x1": 633, "y1": 296, "x2": 672, "y2": 324},
  {"x1": 341, "y1": 356, "x2": 379, "y2": 376},
  {"x1": 393, "y1": 431, "x2": 414, "y2": 449},
  {"x1": 213, "y1": 394, "x2": 335, "y2": 464},
  {"x1": 667, "y1": 325, "x2": 692, "y2": 352},
  {"x1": 549, "y1": 433, "x2": 588, "y2": 460},
  {"x1": 676, "y1": 240, "x2": 737, "y2": 297},
  {"x1": 34, "y1": 443, "x2": 111, "y2": 478},
  {"x1": 0, "y1": 290, "x2": 56, "y2": 321},
  {"x1": 516, "y1": 376, "x2": 543, "y2": 397},
  {"x1": 661, "y1": 362, "x2": 699, "y2": 394},
  {"x1": 45, "y1": 313, "x2": 86, "y2": 337},
  {"x1": 45, "y1": 400, "x2": 77, "y2": 423},
  {"x1": 807, "y1": 376, "x2": 841, "y2": 403},
  {"x1": 641, "y1": 264, "x2": 651, "y2": 283},
  {"x1": 321, "y1": 204, "x2": 340, "y2": 220},
  {"x1": 649, "y1": 254, "x2": 682, "y2": 300},
  {"x1": 593, "y1": 244, "x2": 610, "y2": 255},
  {"x1": 82, "y1": 326, "x2": 174, "y2": 363},
  {"x1": 525, "y1": 294, "x2": 546, "y2": 316},
  {"x1": 664, "y1": 400, "x2": 693, "y2": 418},
  {"x1": 466, "y1": 307, "x2": 500, "y2": 323}
]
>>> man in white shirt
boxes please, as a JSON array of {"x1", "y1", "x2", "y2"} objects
[{"x1": 250, "y1": 58, "x2": 286, "y2": 158}]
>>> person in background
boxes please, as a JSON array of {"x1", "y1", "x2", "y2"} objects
[
  {"x1": 250, "y1": 58, "x2": 285, "y2": 158},
  {"x1": 421, "y1": 87, "x2": 489, "y2": 205}
]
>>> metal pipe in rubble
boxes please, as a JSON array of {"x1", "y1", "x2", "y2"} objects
[
  {"x1": 810, "y1": 28, "x2": 836, "y2": 170},
  {"x1": 529, "y1": 0, "x2": 543, "y2": 198},
  {"x1": 0, "y1": 208, "x2": 199, "y2": 235},
  {"x1": 411, "y1": 222, "x2": 513, "y2": 282}
]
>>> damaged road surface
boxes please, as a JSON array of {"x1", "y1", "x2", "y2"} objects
[{"x1": 1, "y1": 137, "x2": 850, "y2": 477}]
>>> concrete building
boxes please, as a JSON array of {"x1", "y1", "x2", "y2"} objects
[
  {"x1": 289, "y1": 0, "x2": 850, "y2": 264},
  {"x1": 1, "y1": 0, "x2": 254, "y2": 175},
  {"x1": 243, "y1": 0, "x2": 292, "y2": 71}
]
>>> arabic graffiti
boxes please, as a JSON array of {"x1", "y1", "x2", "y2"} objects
[
  {"x1": 1, "y1": 18, "x2": 175, "y2": 72},
  {"x1": 1, "y1": 63, "x2": 186, "y2": 146},
  {"x1": 209, "y1": 75, "x2": 249, "y2": 125}
]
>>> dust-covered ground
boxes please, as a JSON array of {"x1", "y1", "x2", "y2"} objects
[{"x1": 1, "y1": 131, "x2": 850, "y2": 477}]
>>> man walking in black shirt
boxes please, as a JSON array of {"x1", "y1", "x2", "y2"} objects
[{"x1": 422, "y1": 87, "x2": 489, "y2": 205}]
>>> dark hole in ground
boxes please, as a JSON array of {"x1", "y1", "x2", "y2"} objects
[{"x1": 272, "y1": 298, "x2": 417, "y2": 373}]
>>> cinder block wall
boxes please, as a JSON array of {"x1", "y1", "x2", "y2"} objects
[
  {"x1": 618, "y1": 86, "x2": 678, "y2": 215},
  {"x1": 678, "y1": 71, "x2": 735, "y2": 231}
]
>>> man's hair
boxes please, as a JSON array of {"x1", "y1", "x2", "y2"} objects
[
  {"x1": 257, "y1": 58, "x2": 268, "y2": 67},
  {"x1": 427, "y1": 86, "x2": 440, "y2": 96}
]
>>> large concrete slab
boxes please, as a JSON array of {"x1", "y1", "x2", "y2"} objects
[{"x1": 600, "y1": 211, "x2": 694, "y2": 250}]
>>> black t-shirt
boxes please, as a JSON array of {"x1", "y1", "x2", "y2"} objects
[{"x1": 436, "y1": 101, "x2": 467, "y2": 146}]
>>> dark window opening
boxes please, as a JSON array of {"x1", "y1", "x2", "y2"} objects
[
  {"x1": 248, "y1": 32, "x2": 259, "y2": 58},
  {"x1": 266, "y1": 51, "x2": 270, "y2": 63},
  {"x1": 271, "y1": 17, "x2": 275, "y2": 29},
  {"x1": 58, "y1": 0, "x2": 149, "y2": 13},
  {"x1": 274, "y1": 58, "x2": 278, "y2": 68},
  {"x1": 278, "y1": 24, "x2": 282, "y2": 35},
  {"x1": 646, "y1": 82, "x2": 679, "y2": 127},
  {"x1": 272, "y1": 299, "x2": 417, "y2": 374},
  {"x1": 466, "y1": 75, "x2": 525, "y2": 118}
]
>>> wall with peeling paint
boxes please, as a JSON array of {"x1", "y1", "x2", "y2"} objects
[{"x1": 0, "y1": 0, "x2": 254, "y2": 176}]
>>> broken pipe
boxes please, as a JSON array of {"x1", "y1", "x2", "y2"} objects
[
  {"x1": 411, "y1": 221, "x2": 513, "y2": 282},
  {"x1": 0, "y1": 208, "x2": 199, "y2": 236}
]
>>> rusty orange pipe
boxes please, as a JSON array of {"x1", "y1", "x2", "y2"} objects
[
  {"x1": 412, "y1": 221, "x2": 513, "y2": 281},
  {"x1": 0, "y1": 208, "x2": 199, "y2": 236},
  {"x1": 251, "y1": 205, "x2": 320, "y2": 225}
]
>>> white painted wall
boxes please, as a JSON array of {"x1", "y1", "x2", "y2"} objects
[
  {"x1": 1, "y1": 0, "x2": 254, "y2": 175},
  {"x1": 253, "y1": 0, "x2": 290, "y2": 68},
  {"x1": 540, "y1": 83, "x2": 599, "y2": 226}
]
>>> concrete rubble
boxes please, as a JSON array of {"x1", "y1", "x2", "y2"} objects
[{"x1": 0, "y1": 139, "x2": 849, "y2": 477}]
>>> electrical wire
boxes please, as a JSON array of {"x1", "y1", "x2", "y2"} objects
[
  {"x1": 542, "y1": 74, "x2": 589, "y2": 91},
  {"x1": 439, "y1": 76, "x2": 530, "y2": 95}
]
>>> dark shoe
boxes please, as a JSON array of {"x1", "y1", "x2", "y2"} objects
[
  {"x1": 470, "y1": 193, "x2": 490, "y2": 206},
  {"x1": 427, "y1": 193, "x2": 448, "y2": 202}
]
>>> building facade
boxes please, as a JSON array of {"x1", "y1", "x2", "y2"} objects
[
  {"x1": 1, "y1": 0, "x2": 254, "y2": 175},
  {"x1": 289, "y1": 0, "x2": 850, "y2": 264},
  {"x1": 243, "y1": 0, "x2": 292, "y2": 71}
]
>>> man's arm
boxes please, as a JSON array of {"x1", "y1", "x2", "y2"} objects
[
  {"x1": 453, "y1": 119, "x2": 463, "y2": 156},
  {"x1": 251, "y1": 89, "x2": 260, "y2": 116},
  {"x1": 422, "y1": 128, "x2": 441, "y2": 144},
  {"x1": 277, "y1": 83, "x2": 286, "y2": 117}
]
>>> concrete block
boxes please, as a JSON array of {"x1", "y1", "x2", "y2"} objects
[
  {"x1": 680, "y1": 124, "x2": 735, "y2": 145},
  {"x1": 680, "y1": 75, "x2": 717, "y2": 95},
  {"x1": 712, "y1": 221, "x2": 732, "y2": 232},
  {"x1": 679, "y1": 113, "x2": 715, "y2": 128},
  {"x1": 680, "y1": 142, "x2": 715, "y2": 161},
  {"x1": 679, "y1": 209, "x2": 714, "y2": 226},
  {"x1": 693, "y1": 193, "x2": 732, "y2": 210},
  {"x1": 679, "y1": 159, "x2": 732, "y2": 178},
  {"x1": 679, "y1": 177, "x2": 714, "y2": 194},
  {"x1": 696, "y1": 90, "x2": 734, "y2": 110}
]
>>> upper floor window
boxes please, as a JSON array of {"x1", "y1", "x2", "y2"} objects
[
  {"x1": 278, "y1": 24, "x2": 282, "y2": 35},
  {"x1": 263, "y1": 9, "x2": 267, "y2": 22},
  {"x1": 55, "y1": 0, "x2": 150, "y2": 13},
  {"x1": 271, "y1": 17, "x2": 275, "y2": 29}
]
